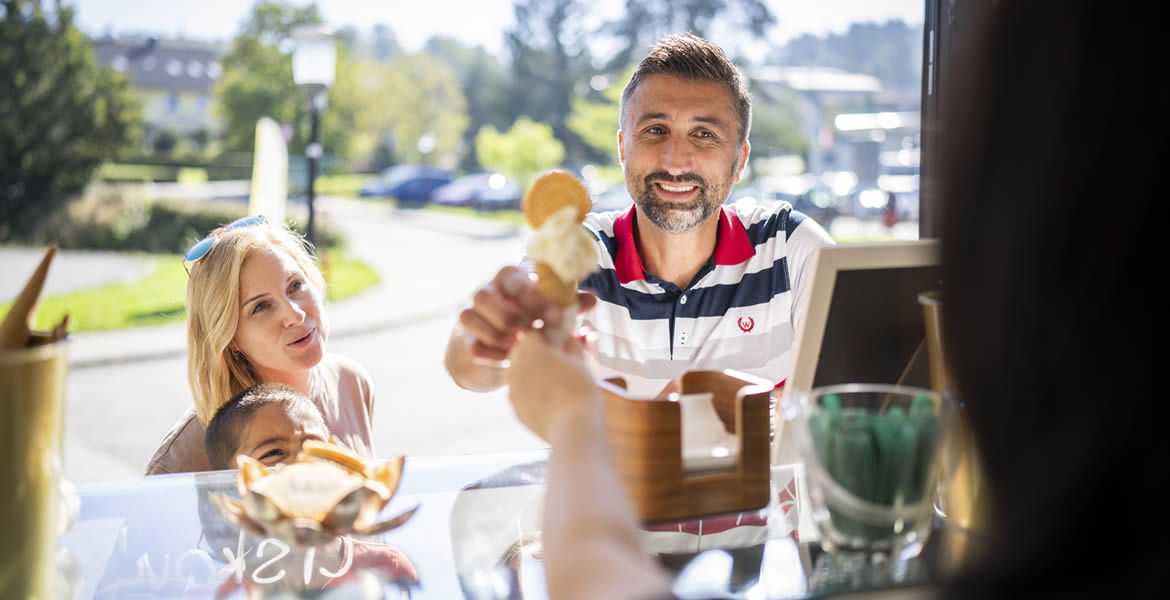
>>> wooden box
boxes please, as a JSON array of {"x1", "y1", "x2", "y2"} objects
[{"x1": 601, "y1": 370, "x2": 773, "y2": 523}]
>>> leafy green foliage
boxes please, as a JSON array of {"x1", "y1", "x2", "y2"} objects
[
  {"x1": 567, "y1": 67, "x2": 632, "y2": 165},
  {"x1": 212, "y1": 1, "x2": 322, "y2": 154},
  {"x1": 425, "y1": 36, "x2": 515, "y2": 172},
  {"x1": 214, "y1": 3, "x2": 467, "y2": 171},
  {"x1": 748, "y1": 85, "x2": 809, "y2": 159},
  {"x1": 476, "y1": 117, "x2": 564, "y2": 186},
  {"x1": 505, "y1": 0, "x2": 595, "y2": 164},
  {"x1": 778, "y1": 21, "x2": 923, "y2": 91},
  {"x1": 568, "y1": 95, "x2": 620, "y2": 164},
  {"x1": 0, "y1": 0, "x2": 143, "y2": 240},
  {"x1": 16, "y1": 185, "x2": 340, "y2": 253},
  {"x1": 152, "y1": 129, "x2": 180, "y2": 154},
  {"x1": 337, "y1": 53, "x2": 467, "y2": 167}
]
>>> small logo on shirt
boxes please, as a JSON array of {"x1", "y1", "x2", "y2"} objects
[{"x1": 737, "y1": 317, "x2": 755, "y2": 333}]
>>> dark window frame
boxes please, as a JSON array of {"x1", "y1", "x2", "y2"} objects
[
  {"x1": 919, "y1": 0, "x2": 943, "y2": 238},
  {"x1": 920, "y1": 0, "x2": 989, "y2": 238}
]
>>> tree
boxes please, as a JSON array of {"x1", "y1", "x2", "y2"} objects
[
  {"x1": 425, "y1": 36, "x2": 514, "y2": 171},
  {"x1": 601, "y1": 0, "x2": 776, "y2": 72},
  {"x1": 370, "y1": 24, "x2": 401, "y2": 60},
  {"x1": 566, "y1": 68, "x2": 631, "y2": 165},
  {"x1": 0, "y1": 0, "x2": 143, "y2": 240},
  {"x1": 777, "y1": 20, "x2": 923, "y2": 92},
  {"x1": 476, "y1": 117, "x2": 564, "y2": 186},
  {"x1": 213, "y1": 1, "x2": 322, "y2": 154},
  {"x1": 152, "y1": 129, "x2": 180, "y2": 155},
  {"x1": 505, "y1": 0, "x2": 595, "y2": 164},
  {"x1": 215, "y1": 5, "x2": 468, "y2": 171},
  {"x1": 748, "y1": 84, "x2": 808, "y2": 161},
  {"x1": 325, "y1": 52, "x2": 468, "y2": 169}
]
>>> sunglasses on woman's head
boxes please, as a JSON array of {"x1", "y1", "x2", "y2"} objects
[{"x1": 183, "y1": 214, "x2": 267, "y2": 273}]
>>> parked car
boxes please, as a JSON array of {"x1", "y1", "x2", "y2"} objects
[
  {"x1": 431, "y1": 173, "x2": 484, "y2": 207},
  {"x1": 358, "y1": 165, "x2": 451, "y2": 205},
  {"x1": 358, "y1": 165, "x2": 413, "y2": 197},
  {"x1": 432, "y1": 172, "x2": 522, "y2": 211},
  {"x1": 391, "y1": 174, "x2": 452, "y2": 207}
]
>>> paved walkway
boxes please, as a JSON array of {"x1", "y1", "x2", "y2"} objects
[{"x1": 0, "y1": 247, "x2": 155, "y2": 304}]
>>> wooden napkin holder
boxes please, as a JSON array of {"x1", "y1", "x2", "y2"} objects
[{"x1": 601, "y1": 369, "x2": 773, "y2": 523}]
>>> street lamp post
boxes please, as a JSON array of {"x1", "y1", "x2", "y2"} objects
[{"x1": 290, "y1": 25, "x2": 337, "y2": 246}]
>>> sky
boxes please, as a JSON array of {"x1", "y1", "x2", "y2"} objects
[{"x1": 67, "y1": 0, "x2": 924, "y2": 56}]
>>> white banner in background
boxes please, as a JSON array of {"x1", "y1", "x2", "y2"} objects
[{"x1": 249, "y1": 117, "x2": 288, "y2": 226}]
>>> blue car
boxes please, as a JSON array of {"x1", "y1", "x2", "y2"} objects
[
  {"x1": 359, "y1": 165, "x2": 451, "y2": 206},
  {"x1": 432, "y1": 172, "x2": 522, "y2": 210}
]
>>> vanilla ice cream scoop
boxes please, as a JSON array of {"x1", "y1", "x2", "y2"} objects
[{"x1": 527, "y1": 205, "x2": 599, "y2": 289}]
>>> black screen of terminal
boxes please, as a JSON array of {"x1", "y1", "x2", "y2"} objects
[{"x1": 812, "y1": 266, "x2": 944, "y2": 389}]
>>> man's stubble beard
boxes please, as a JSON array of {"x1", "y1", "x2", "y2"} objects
[{"x1": 633, "y1": 171, "x2": 731, "y2": 233}]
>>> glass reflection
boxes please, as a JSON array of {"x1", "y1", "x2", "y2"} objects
[{"x1": 84, "y1": 472, "x2": 419, "y2": 598}]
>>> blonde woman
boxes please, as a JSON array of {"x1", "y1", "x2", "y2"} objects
[{"x1": 146, "y1": 216, "x2": 375, "y2": 474}]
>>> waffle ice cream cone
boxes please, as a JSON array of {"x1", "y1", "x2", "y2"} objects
[
  {"x1": 523, "y1": 171, "x2": 599, "y2": 339},
  {"x1": 534, "y1": 261, "x2": 578, "y2": 307},
  {"x1": 524, "y1": 171, "x2": 598, "y2": 308},
  {"x1": 524, "y1": 170, "x2": 592, "y2": 229}
]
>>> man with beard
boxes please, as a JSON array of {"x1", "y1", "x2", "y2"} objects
[{"x1": 444, "y1": 33, "x2": 833, "y2": 397}]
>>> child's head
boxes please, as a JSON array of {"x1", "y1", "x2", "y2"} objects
[{"x1": 204, "y1": 382, "x2": 330, "y2": 470}]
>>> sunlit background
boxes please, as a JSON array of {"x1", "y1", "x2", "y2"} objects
[
  {"x1": 1, "y1": 0, "x2": 925, "y2": 480},
  {"x1": 54, "y1": 0, "x2": 924, "y2": 236}
]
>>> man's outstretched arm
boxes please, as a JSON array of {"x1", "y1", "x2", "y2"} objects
[{"x1": 445, "y1": 264, "x2": 595, "y2": 392}]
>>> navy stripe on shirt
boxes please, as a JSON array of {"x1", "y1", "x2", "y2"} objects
[
  {"x1": 741, "y1": 206, "x2": 808, "y2": 244},
  {"x1": 581, "y1": 269, "x2": 677, "y2": 320},
  {"x1": 591, "y1": 226, "x2": 620, "y2": 261},
  {"x1": 677, "y1": 256, "x2": 791, "y2": 318},
  {"x1": 788, "y1": 209, "x2": 807, "y2": 239},
  {"x1": 581, "y1": 256, "x2": 791, "y2": 321}
]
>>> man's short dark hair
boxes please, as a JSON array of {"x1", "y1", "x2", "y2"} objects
[
  {"x1": 204, "y1": 383, "x2": 323, "y2": 471},
  {"x1": 620, "y1": 33, "x2": 752, "y2": 145}
]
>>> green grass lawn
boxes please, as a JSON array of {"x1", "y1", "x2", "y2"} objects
[
  {"x1": 2, "y1": 249, "x2": 380, "y2": 333},
  {"x1": 315, "y1": 174, "x2": 370, "y2": 199},
  {"x1": 96, "y1": 163, "x2": 179, "y2": 182}
]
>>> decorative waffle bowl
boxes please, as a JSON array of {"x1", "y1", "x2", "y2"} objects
[{"x1": 209, "y1": 440, "x2": 417, "y2": 548}]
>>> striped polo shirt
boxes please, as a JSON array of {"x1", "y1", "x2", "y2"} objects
[{"x1": 579, "y1": 199, "x2": 833, "y2": 397}]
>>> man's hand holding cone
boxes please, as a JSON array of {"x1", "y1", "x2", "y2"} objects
[{"x1": 523, "y1": 171, "x2": 598, "y2": 318}]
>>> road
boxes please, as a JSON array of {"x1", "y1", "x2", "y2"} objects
[
  {"x1": 0, "y1": 248, "x2": 154, "y2": 304},
  {"x1": 63, "y1": 311, "x2": 545, "y2": 481}
]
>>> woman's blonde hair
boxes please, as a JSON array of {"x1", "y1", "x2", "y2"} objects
[{"x1": 185, "y1": 221, "x2": 327, "y2": 424}]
